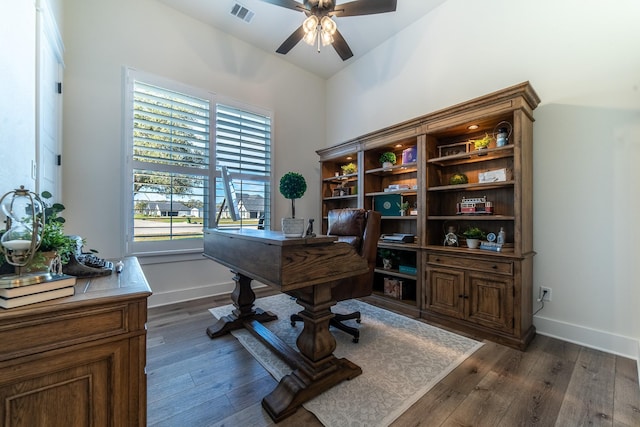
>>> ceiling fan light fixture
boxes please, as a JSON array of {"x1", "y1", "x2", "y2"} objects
[
  {"x1": 302, "y1": 15, "x2": 319, "y2": 33},
  {"x1": 320, "y1": 30, "x2": 334, "y2": 46},
  {"x1": 320, "y1": 16, "x2": 336, "y2": 35},
  {"x1": 303, "y1": 29, "x2": 317, "y2": 46}
]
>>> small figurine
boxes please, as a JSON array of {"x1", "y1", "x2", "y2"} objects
[
  {"x1": 444, "y1": 226, "x2": 458, "y2": 246},
  {"x1": 305, "y1": 219, "x2": 316, "y2": 237}
]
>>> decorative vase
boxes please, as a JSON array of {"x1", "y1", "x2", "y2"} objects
[
  {"x1": 466, "y1": 238, "x2": 480, "y2": 249},
  {"x1": 382, "y1": 258, "x2": 392, "y2": 270},
  {"x1": 281, "y1": 218, "x2": 305, "y2": 238}
]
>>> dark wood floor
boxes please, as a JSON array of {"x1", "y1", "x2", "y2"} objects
[{"x1": 146, "y1": 289, "x2": 640, "y2": 426}]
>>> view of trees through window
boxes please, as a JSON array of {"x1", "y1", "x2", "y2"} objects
[
  {"x1": 127, "y1": 74, "x2": 271, "y2": 254},
  {"x1": 132, "y1": 81, "x2": 210, "y2": 243}
]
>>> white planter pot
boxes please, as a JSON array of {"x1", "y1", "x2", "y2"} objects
[
  {"x1": 281, "y1": 218, "x2": 305, "y2": 238},
  {"x1": 466, "y1": 238, "x2": 480, "y2": 249},
  {"x1": 382, "y1": 162, "x2": 393, "y2": 169}
]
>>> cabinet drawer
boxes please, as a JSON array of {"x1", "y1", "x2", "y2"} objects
[
  {"x1": 427, "y1": 254, "x2": 513, "y2": 275},
  {"x1": 0, "y1": 305, "x2": 129, "y2": 361}
]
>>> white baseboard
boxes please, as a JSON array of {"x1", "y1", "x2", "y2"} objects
[
  {"x1": 148, "y1": 282, "x2": 235, "y2": 307},
  {"x1": 534, "y1": 315, "x2": 638, "y2": 361},
  {"x1": 147, "y1": 282, "x2": 268, "y2": 308},
  {"x1": 637, "y1": 340, "x2": 640, "y2": 391}
]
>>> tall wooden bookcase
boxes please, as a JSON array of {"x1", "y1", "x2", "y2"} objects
[{"x1": 317, "y1": 82, "x2": 540, "y2": 349}]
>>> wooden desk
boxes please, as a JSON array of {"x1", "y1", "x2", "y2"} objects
[
  {"x1": 204, "y1": 228, "x2": 369, "y2": 422},
  {"x1": 0, "y1": 257, "x2": 151, "y2": 426}
]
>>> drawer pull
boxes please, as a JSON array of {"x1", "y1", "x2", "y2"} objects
[
  {"x1": 458, "y1": 294, "x2": 469, "y2": 299},
  {"x1": 435, "y1": 258, "x2": 440, "y2": 262},
  {"x1": 492, "y1": 265, "x2": 498, "y2": 269}
]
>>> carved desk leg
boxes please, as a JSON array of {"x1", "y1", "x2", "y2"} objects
[
  {"x1": 206, "y1": 271, "x2": 277, "y2": 338},
  {"x1": 261, "y1": 282, "x2": 362, "y2": 422}
]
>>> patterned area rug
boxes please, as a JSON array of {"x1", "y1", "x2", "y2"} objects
[{"x1": 210, "y1": 294, "x2": 482, "y2": 426}]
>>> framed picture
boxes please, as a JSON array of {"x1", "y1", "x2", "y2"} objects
[{"x1": 438, "y1": 141, "x2": 472, "y2": 158}]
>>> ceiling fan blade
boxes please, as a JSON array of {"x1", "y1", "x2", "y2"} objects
[
  {"x1": 276, "y1": 25, "x2": 306, "y2": 55},
  {"x1": 259, "y1": 0, "x2": 306, "y2": 13},
  {"x1": 332, "y1": 0, "x2": 397, "y2": 17},
  {"x1": 332, "y1": 29, "x2": 353, "y2": 61}
]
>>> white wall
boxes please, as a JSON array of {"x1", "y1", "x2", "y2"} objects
[
  {"x1": 61, "y1": 0, "x2": 325, "y2": 306},
  {"x1": 0, "y1": 0, "x2": 37, "y2": 190},
  {"x1": 327, "y1": 0, "x2": 640, "y2": 357}
]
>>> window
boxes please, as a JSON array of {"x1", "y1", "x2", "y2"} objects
[
  {"x1": 214, "y1": 103, "x2": 271, "y2": 230},
  {"x1": 124, "y1": 69, "x2": 271, "y2": 257}
]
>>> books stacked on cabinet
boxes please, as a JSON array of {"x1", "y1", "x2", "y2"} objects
[{"x1": 0, "y1": 274, "x2": 76, "y2": 309}]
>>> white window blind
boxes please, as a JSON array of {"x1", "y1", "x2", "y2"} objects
[
  {"x1": 214, "y1": 104, "x2": 271, "y2": 230},
  {"x1": 130, "y1": 79, "x2": 211, "y2": 254},
  {"x1": 123, "y1": 69, "x2": 273, "y2": 257}
]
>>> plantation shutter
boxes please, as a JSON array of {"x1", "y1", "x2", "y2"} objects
[
  {"x1": 132, "y1": 81, "x2": 210, "y2": 242},
  {"x1": 215, "y1": 104, "x2": 271, "y2": 229}
]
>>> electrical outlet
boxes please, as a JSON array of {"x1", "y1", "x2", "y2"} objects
[{"x1": 539, "y1": 286, "x2": 552, "y2": 302}]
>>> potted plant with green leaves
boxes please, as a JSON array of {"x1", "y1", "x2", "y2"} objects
[
  {"x1": 279, "y1": 172, "x2": 307, "y2": 237},
  {"x1": 397, "y1": 201, "x2": 410, "y2": 216},
  {"x1": 26, "y1": 191, "x2": 76, "y2": 272},
  {"x1": 462, "y1": 226, "x2": 485, "y2": 249},
  {"x1": 473, "y1": 133, "x2": 492, "y2": 151},
  {"x1": 379, "y1": 152, "x2": 396, "y2": 168},
  {"x1": 378, "y1": 248, "x2": 396, "y2": 270},
  {"x1": 341, "y1": 162, "x2": 357, "y2": 175}
]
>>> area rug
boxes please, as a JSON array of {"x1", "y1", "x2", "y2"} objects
[{"x1": 210, "y1": 294, "x2": 483, "y2": 426}]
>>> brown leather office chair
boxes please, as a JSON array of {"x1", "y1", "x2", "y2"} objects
[{"x1": 290, "y1": 208, "x2": 382, "y2": 342}]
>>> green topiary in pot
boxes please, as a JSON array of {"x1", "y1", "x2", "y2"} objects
[
  {"x1": 379, "y1": 152, "x2": 396, "y2": 165},
  {"x1": 462, "y1": 226, "x2": 485, "y2": 240},
  {"x1": 279, "y1": 172, "x2": 307, "y2": 219}
]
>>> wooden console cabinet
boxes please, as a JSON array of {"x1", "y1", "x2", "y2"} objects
[
  {"x1": 317, "y1": 82, "x2": 539, "y2": 349},
  {"x1": 0, "y1": 257, "x2": 151, "y2": 426}
]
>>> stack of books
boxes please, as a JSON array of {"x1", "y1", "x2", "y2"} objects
[{"x1": 0, "y1": 274, "x2": 76, "y2": 309}]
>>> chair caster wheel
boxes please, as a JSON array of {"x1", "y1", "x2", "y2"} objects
[
  {"x1": 290, "y1": 321, "x2": 296, "y2": 327},
  {"x1": 352, "y1": 337, "x2": 359, "y2": 343},
  {"x1": 356, "y1": 319, "x2": 361, "y2": 324}
]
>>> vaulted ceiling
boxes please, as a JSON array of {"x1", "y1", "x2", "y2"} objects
[{"x1": 156, "y1": 0, "x2": 446, "y2": 79}]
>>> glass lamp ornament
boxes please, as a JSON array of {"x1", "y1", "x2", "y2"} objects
[
  {"x1": 443, "y1": 225, "x2": 459, "y2": 247},
  {"x1": 0, "y1": 186, "x2": 50, "y2": 285}
]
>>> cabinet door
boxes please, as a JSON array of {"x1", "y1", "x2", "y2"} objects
[
  {"x1": 467, "y1": 272, "x2": 514, "y2": 332},
  {"x1": 426, "y1": 267, "x2": 465, "y2": 319},
  {"x1": 0, "y1": 340, "x2": 129, "y2": 427}
]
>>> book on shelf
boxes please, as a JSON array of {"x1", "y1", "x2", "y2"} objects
[
  {"x1": 0, "y1": 285, "x2": 75, "y2": 309},
  {"x1": 0, "y1": 274, "x2": 77, "y2": 298}
]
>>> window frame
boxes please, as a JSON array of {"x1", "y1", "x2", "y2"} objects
[{"x1": 122, "y1": 68, "x2": 274, "y2": 260}]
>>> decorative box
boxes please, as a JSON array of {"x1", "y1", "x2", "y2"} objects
[
  {"x1": 401, "y1": 146, "x2": 417, "y2": 164},
  {"x1": 383, "y1": 277, "x2": 402, "y2": 299},
  {"x1": 398, "y1": 265, "x2": 417, "y2": 275},
  {"x1": 374, "y1": 194, "x2": 401, "y2": 216}
]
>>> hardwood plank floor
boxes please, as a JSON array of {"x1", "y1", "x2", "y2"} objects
[{"x1": 146, "y1": 290, "x2": 640, "y2": 426}]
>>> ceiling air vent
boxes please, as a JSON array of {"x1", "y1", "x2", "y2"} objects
[{"x1": 230, "y1": 3, "x2": 255, "y2": 23}]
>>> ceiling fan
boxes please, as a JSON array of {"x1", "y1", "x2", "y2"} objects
[{"x1": 260, "y1": 0, "x2": 398, "y2": 60}]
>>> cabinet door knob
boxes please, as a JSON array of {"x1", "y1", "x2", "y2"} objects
[
  {"x1": 435, "y1": 258, "x2": 440, "y2": 262},
  {"x1": 492, "y1": 265, "x2": 498, "y2": 269}
]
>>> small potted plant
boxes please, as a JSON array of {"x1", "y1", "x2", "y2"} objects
[
  {"x1": 341, "y1": 162, "x2": 357, "y2": 175},
  {"x1": 28, "y1": 191, "x2": 76, "y2": 272},
  {"x1": 279, "y1": 172, "x2": 307, "y2": 237},
  {"x1": 397, "y1": 201, "x2": 410, "y2": 216},
  {"x1": 462, "y1": 226, "x2": 485, "y2": 249},
  {"x1": 379, "y1": 152, "x2": 396, "y2": 168},
  {"x1": 378, "y1": 248, "x2": 395, "y2": 270},
  {"x1": 473, "y1": 133, "x2": 492, "y2": 151}
]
